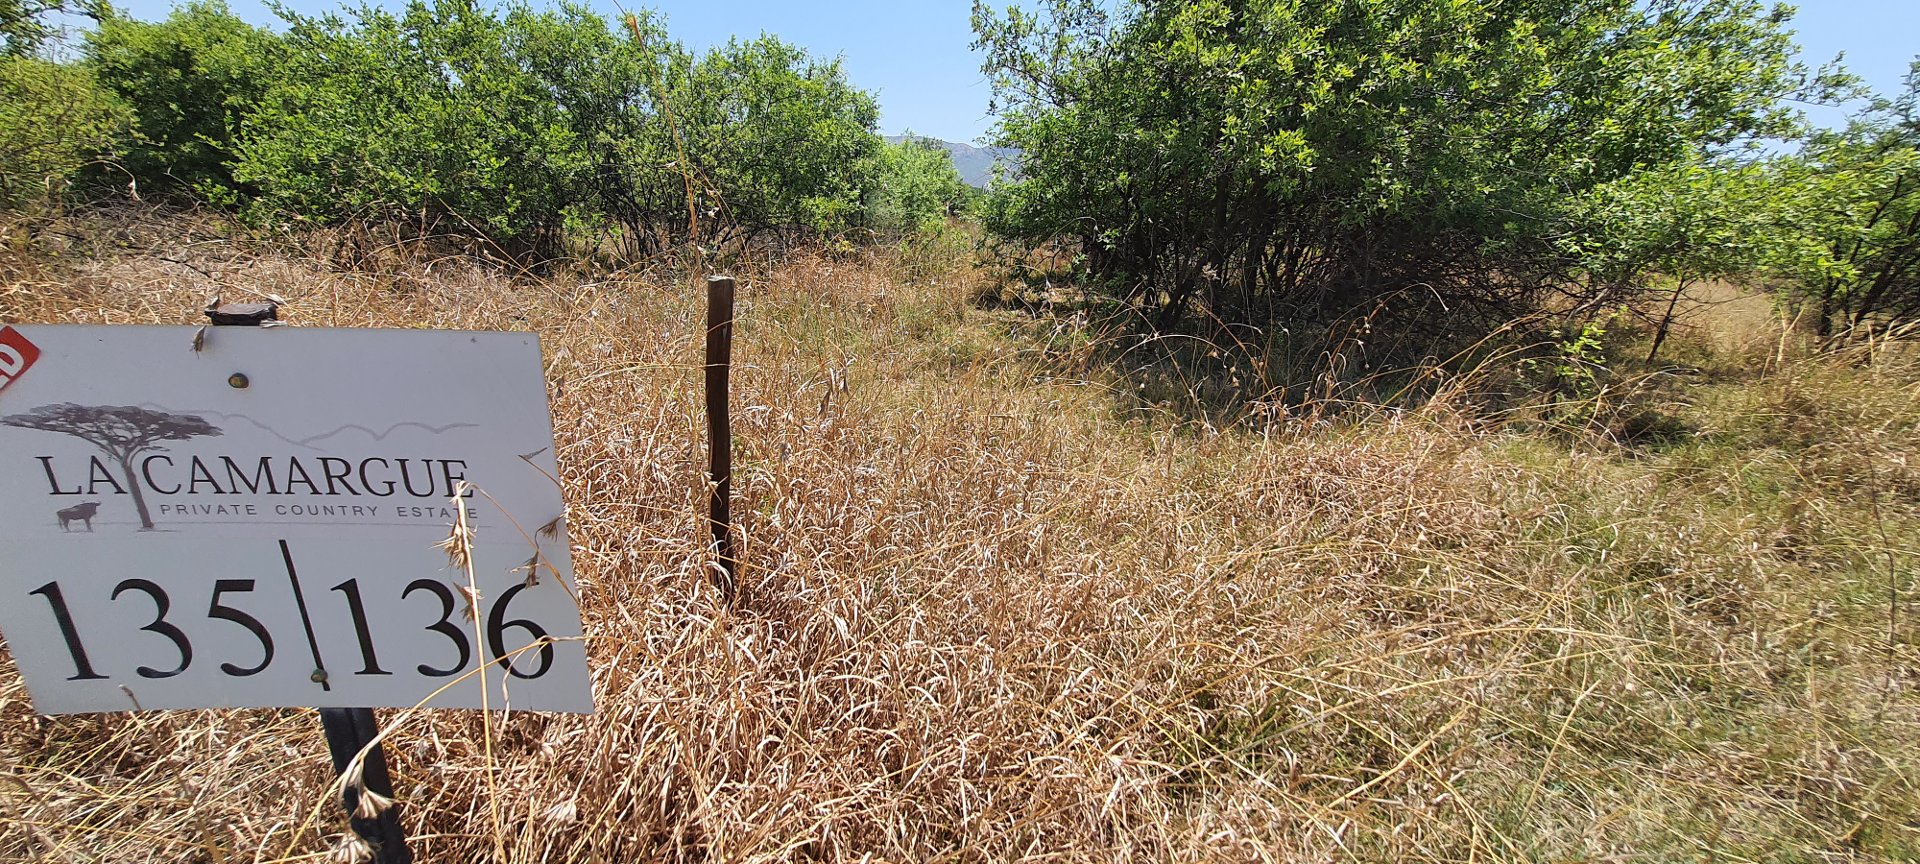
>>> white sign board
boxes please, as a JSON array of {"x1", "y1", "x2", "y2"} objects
[{"x1": 0, "y1": 325, "x2": 592, "y2": 714}]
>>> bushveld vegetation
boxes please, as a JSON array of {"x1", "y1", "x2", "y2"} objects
[
  {"x1": 3, "y1": 200, "x2": 1917, "y2": 864},
  {"x1": 1, "y1": 0, "x2": 1918, "y2": 861},
  {"x1": 3, "y1": 0, "x2": 969, "y2": 253},
  {"x1": 974, "y1": 0, "x2": 1919, "y2": 349}
]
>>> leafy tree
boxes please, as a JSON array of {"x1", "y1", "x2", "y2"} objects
[
  {"x1": 492, "y1": 10, "x2": 889, "y2": 253},
  {"x1": 2, "y1": 0, "x2": 75, "y2": 58},
  {"x1": 0, "y1": 55, "x2": 127, "y2": 206},
  {"x1": 507, "y1": 7, "x2": 675, "y2": 257},
  {"x1": 868, "y1": 134, "x2": 969, "y2": 235},
  {"x1": 229, "y1": 0, "x2": 883, "y2": 258},
  {"x1": 1561, "y1": 158, "x2": 1780, "y2": 360},
  {"x1": 233, "y1": 0, "x2": 589, "y2": 254},
  {"x1": 85, "y1": 0, "x2": 282, "y2": 204},
  {"x1": 0, "y1": 0, "x2": 126, "y2": 208},
  {"x1": 973, "y1": 0, "x2": 1817, "y2": 336},
  {"x1": 672, "y1": 35, "x2": 882, "y2": 244},
  {"x1": 1761, "y1": 63, "x2": 1920, "y2": 338},
  {"x1": 2, "y1": 403, "x2": 222, "y2": 530}
]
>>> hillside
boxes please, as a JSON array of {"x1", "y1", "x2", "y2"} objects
[
  {"x1": 885, "y1": 135, "x2": 1017, "y2": 187},
  {"x1": 1, "y1": 210, "x2": 1915, "y2": 862}
]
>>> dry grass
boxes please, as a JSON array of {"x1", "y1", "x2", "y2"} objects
[{"x1": 1, "y1": 209, "x2": 1917, "y2": 862}]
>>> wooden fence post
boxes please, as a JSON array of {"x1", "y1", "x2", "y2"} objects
[
  {"x1": 705, "y1": 276, "x2": 737, "y2": 600},
  {"x1": 207, "y1": 301, "x2": 411, "y2": 864}
]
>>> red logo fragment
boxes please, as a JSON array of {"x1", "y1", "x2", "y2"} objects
[{"x1": 0, "y1": 326, "x2": 41, "y2": 395}]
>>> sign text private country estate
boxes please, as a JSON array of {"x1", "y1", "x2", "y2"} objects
[{"x1": 0, "y1": 326, "x2": 592, "y2": 714}]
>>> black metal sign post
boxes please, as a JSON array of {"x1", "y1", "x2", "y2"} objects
[
  {"x1": 320, "y1": 706, "x2": 410, "y2": 862},
  {"x1": 207, "y1": 302, "x2": 411, "y2": 864}
]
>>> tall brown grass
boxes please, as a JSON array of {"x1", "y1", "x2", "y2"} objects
[{"x1": 1, "y1": 209, "x2": 1916, "y2": 862}]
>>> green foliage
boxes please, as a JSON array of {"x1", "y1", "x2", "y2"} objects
[
  {"x1": 490, "y1": 6, "x2": 671, "y2": 256},
  {"x1": 4, "y1": 0, "x2": 895, "y2": 258},
  {"x1": 84, "y1": 0, "x2": 281, "y2": 204},
  {"x1": 675, "y1": 36, "x2": 882, "y2": 241},
  {"x1": 869, "y1": 134, "x2": 969, "y2": 235},
  {"x1": 232, "y1": 0, "x2": 592, "y2": 252},
  {"x1": 1558, "y1": 156, "x2": 1787, "y2": 359},
  {"x1": 0, "y1": 0, "x2": 127, "y2": 207},
  {"x1": 1563, "y1": 159, "x2": 1780, "y2": 294},
  {"x1": 0, "y1": 55, "x2": 127, "y2": 206},
  {"x1": 1523, "y1": 313, "x2": 1620, "y2": 413},
  {"x1": 224, "y1": 0, "x2": 880, "y2": 257},
  {"x1": 2, "y1": 0, "x2": 75, "y2": 58},
  {"x1": 974, "y1": 0, "x2": 1815, "y2": 334},
  {"x1": 1585, "y1": 64, "x2": 1920, "y2": 342},
  {"x1": 1760, "y1": 65, "x2": 1920, "y2": 337}
]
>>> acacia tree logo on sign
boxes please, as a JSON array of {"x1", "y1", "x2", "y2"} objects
[
  {"x1": 0, "y1": 325, "x2": 592, "y2": 716},
  {"x1": 3, "y1": 404, "x2": 223, "y2": 531}
]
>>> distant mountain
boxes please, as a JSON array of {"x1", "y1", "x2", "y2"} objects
[{"x1": 885, "y1": 135, "x2": 1019, "y2": 189}]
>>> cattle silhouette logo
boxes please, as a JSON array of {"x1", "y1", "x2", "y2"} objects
[
  {"x1": 2, "y1": 404, "x2": 223, "y2": 531},
  {"x1": 56, "y1": 501, "x2": 101, "y2": 532}
]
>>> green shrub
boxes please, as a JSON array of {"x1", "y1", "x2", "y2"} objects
[
  {"x1": 227, "y1": 0, "x2": 884, "y2": 258},
  {"x1": 231, "y1": 0, "x2": 591, "y2": 253},
  {"x1": 666, "y1": 34, "x2": 883, "y2": 244},
  {"x1": 868, "y1": 135, "x2": 968, "y2": 235},
  {"x1": 1762, "y1": 65, "x2": 1920, "y2": 338},
  {"x1": 974, "y1": 0, "x2": 1814, "y2": 332},
  {"x1": 85, "y1": 0, "x2": 281, "y2": 204},
  {"x1": 0, "y1": 56, "x2": 128, "y2": 207}
]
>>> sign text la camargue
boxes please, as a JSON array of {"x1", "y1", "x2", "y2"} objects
[{"x1": 0, "y1": 325, "x2": 592, "y2": 714}]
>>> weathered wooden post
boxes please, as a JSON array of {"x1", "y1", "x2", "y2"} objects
[
  {"x1": 705, "y1": 276, "x2": 737, "y2": 600},
  {"x1": 207, "y1": 300, "x2": 411, "y2": 864}
]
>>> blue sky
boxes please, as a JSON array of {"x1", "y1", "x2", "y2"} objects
[{"x1": 102, "y1": 0, "x2": 1920, "y2": 145}]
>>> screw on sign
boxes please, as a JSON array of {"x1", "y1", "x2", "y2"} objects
[{"x1": 0, "y1": 321, "x2": 594, "y2": 864}]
